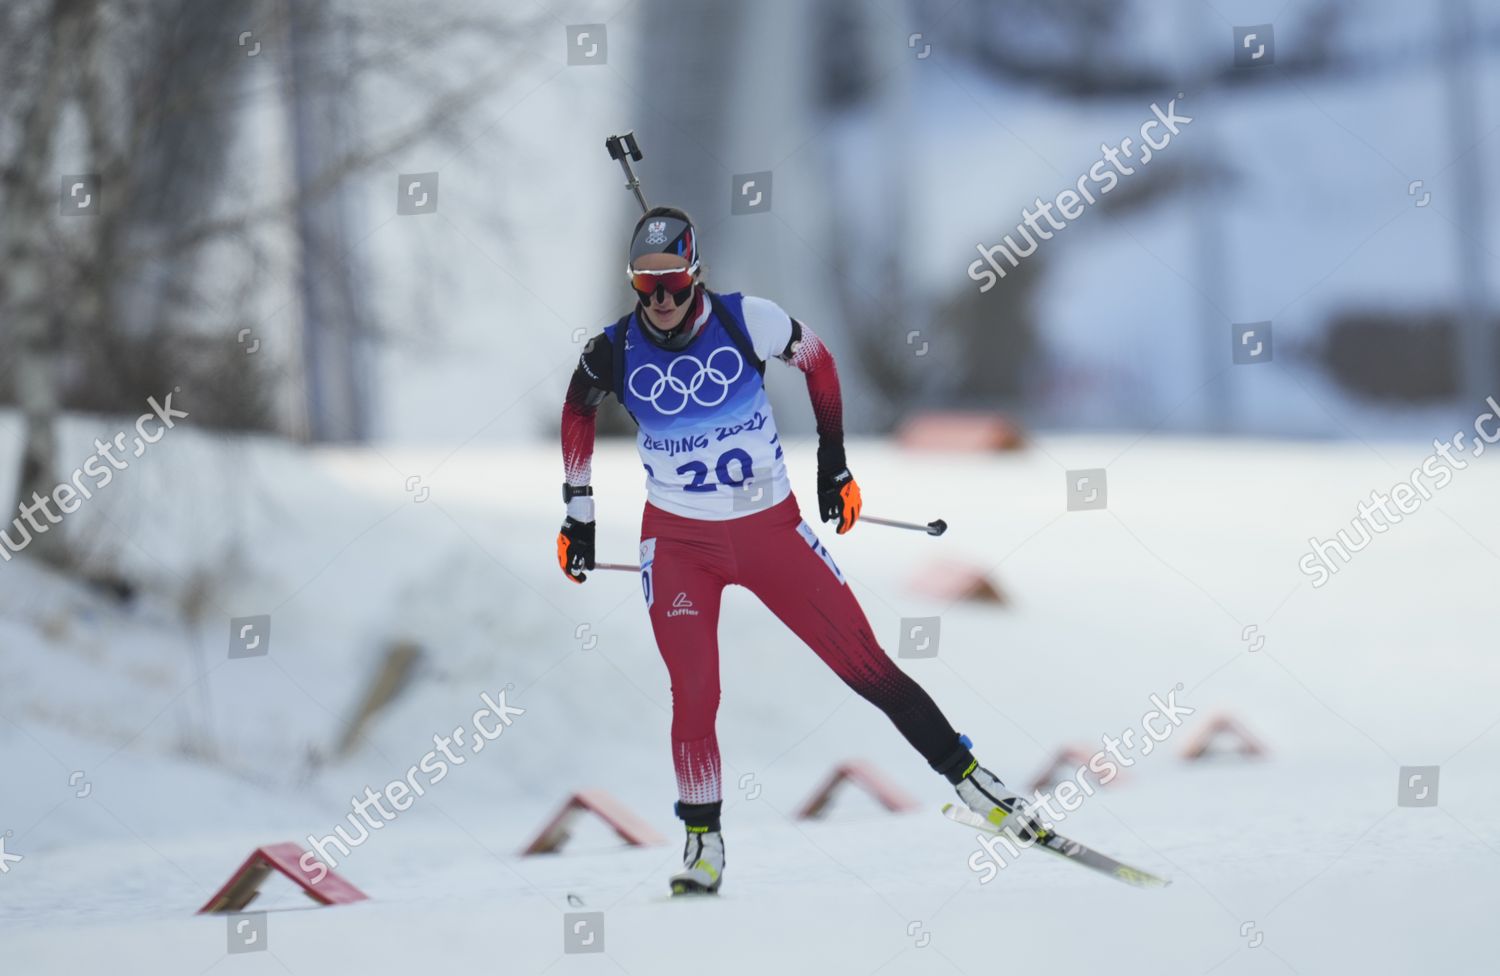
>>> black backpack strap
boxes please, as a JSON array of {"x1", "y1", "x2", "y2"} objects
[
  {"x1": 706, "y1": 291, "x2": 765, "y2": 376},
  {"x1": 608, "y1": 311, "x2": 644, "y2": 428},
  {"x1": 609, "y1": 311, "x2": 634, "y2": 399}
]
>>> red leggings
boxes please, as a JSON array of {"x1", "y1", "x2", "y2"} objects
[{"x1": 641, "y1": 495, "x2": 962, "y2": 804}]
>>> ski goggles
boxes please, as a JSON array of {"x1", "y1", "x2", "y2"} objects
[{"x1": 627, "y1": 262, "x2": 698, "y2": 303}]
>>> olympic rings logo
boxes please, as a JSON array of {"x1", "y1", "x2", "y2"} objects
[{"x1": 627, "y1": 347, "x2": 745, "y2": 415}]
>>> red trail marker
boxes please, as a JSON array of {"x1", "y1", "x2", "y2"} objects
[{"x1": 198, "y1": 842, "x2": 367, "y2": 914}]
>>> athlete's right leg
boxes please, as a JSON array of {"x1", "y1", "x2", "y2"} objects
[
  {"x1": 640, "y1": 504, "x2": 729, "y2": 815},
  {"x1": 642, "y1": 505, "x2": 732, "y2": 893}
]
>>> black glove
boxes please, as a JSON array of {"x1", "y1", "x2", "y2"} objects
[
  {"x1": 817, "y1": 466, "x2": 862, "y2": 535},
  {"x1": 556, "y1": 517, "x2": 595, "y2": 583}
]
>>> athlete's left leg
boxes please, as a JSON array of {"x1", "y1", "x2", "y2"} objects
[{"x1": 729, "y1": 497, "x2": 976, "y2": 782}]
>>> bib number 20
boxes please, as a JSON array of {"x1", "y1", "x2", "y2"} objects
[{"x1": 677, "y1": 448, "x2": 754, "y2": 493}]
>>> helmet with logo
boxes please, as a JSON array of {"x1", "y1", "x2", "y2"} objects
[{"x1": 629, "y1": 206, "x2": 698, "y2": 268}]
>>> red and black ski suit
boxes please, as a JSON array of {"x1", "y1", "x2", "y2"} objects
[{"x1": 560, "y1": 289, "x2": 974, "y2": 827}]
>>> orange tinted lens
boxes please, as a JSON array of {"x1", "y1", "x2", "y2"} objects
[{"x1": 631, "y1": 270, "x2": 694, "y2": 296}]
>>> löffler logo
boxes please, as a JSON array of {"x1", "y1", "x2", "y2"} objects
[{"x1": 668, "y1": 592, "x2": 700, "y2": 618}]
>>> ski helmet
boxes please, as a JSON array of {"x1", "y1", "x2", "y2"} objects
[{"x1": 629, "y1": 206, "x2": 699, "y2": 270}]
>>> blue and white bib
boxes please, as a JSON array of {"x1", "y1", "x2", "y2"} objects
[{"x1": 608, "y1": 292, "x2": 790, "y2": 520}]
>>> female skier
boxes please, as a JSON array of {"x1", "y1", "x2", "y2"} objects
[{"x1": 557, "y1": 206, "x2": 1037, "y2": 895}]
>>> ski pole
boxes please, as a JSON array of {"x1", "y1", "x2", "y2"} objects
[
  {"x1": 860, "y1": 514, "x2": 948, "y2": 536},
  {"x1": 596, "y1": 515, "x2": 944, "y2": 569}
]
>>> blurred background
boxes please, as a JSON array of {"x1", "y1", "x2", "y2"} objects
[
  {"x1": 3, "y1": 1, "x2": 1498, "y2": 974},
  {"x1": 5, "y1": 0, "x2": 1497, "y2": 461}
]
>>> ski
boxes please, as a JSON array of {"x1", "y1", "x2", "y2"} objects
[{"x1": 942, "y1": 803, "x2": 1171, "y2": 889}]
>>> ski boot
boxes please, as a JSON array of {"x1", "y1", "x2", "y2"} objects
[
  {"x1": 669, "y1": 801, "x2": 725, "y2": 896},
  {"x1": 954, "y1": 763, "x2": 1049, "y2": 842},
  {"x1": 935, "y1": 735, "x2": 1049, "y2": 842}
]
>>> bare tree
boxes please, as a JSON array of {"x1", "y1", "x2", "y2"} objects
[
  {"x1": 0, "y1": 0, "x2": 542, "y2": 569},
  {"x1": 2, "y1": 0, "x2": 90, "y2": 566}
]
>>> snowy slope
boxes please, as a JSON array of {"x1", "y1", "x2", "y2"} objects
[{"x1": 3, "y1": 430, "x2": 1499, "y2": 973}]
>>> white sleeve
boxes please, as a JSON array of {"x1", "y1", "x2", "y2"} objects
[{"x1": 740, "y1": 295, "x2": 795, "y2": 362}]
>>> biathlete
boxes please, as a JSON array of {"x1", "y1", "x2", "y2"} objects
[{"x1": 557, "y1": 206, "x2": 1038, "y2": 895}]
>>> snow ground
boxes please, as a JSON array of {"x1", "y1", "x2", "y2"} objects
[{"x1": 2, "y1": 431, "x2": 1498, "y2": 974}]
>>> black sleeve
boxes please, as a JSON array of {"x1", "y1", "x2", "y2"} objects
[
  {"x1": 574, "y1": 331, "x2": 615, "y2": 399},
  {"x1": 776, "y1": 318, "x2": 804, "y2": 362}
]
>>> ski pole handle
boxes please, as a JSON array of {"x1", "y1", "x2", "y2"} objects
[
  {"x1": 595, "y1": 561, "x2": 643, "y2": 572},
  {"x1": 861, "y1": 514, "x2": 948, "y2": 537}
]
